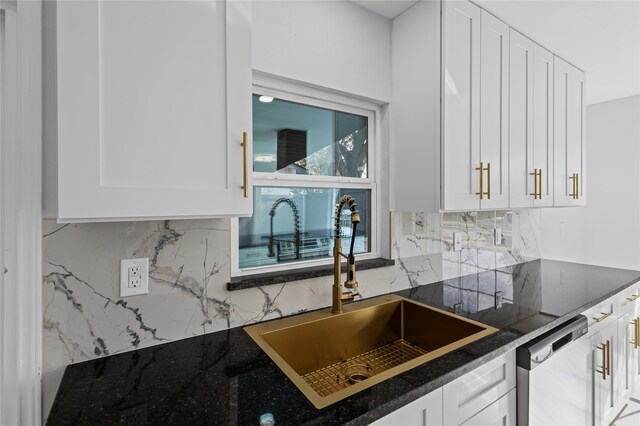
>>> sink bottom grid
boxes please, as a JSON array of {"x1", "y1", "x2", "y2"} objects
[{"x1": 301, "y1": 339, "x2": 428, "y2": 397}]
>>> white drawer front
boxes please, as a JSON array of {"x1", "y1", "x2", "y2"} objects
[
  {"x1": 618, "y1": 282, "x2": 640, "y2": 315},
  {"x1": 443, "y1": 351, "x2": 515, "y2": 425},
  {"x1": 584, "y1": 297, "x2": 618, "y2": 336},
  {"x1": 370, "y1": 388, "x2": 443, "y2": 426},
  {"x1": 460, "y1": 388, "x2": 516, "y2": 426}
]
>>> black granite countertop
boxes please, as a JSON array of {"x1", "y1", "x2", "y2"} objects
[{"x1": 47, "y1": 259, "x2": 640, "y2": 425}]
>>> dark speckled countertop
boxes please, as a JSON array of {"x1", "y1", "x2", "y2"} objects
[{"x1": 47, "y1": 259, "x2": 640, "y2": 425}]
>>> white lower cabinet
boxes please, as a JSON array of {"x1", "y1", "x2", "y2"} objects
[
  {"x1": 617, "y1": 291, "x2": 640, "y2": 411},
  {"x1": 460, "y1": 388, "x2": 516, "y2": 426},
  {"x1": 617, "y1": 310, "x2": 637, "y2": 404},
  {"x1": 583, "y1": 289, "x2": 640, "y2": 426},
  {"x1": 372, "y1": 351, "x2": 515, "y2": 426},
  {"x1": 589, "y1": 321, "x2": 617, "y2": 426},
  {"x1": 370, "y1": 388, "x2": 442, "y2": 426}
]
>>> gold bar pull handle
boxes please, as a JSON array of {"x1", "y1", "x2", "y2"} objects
[
  {"x1": 626, "y1": 294, "x2": 640, "y2": 302},
  {"x1": 575, "y1": 173, "x2": 579, "y2": 200},
  {"x1": 606, "y1": 339, "x2": 611, "y2": 376},
  {"x1": 630, "y1": 318, "x2": 640, "y2": 349},
  {"x1": 476, "y1": 162, "x2": 484, "y2": 200},
  {"x1": 530, "y1": 169, "x2": 539, "y2": 198},
  {"x1": 538, "y1": 169, "x2": 543, "y2": 199},
  {"x1": 597, "y1": 341, "x2": 607, "y2": 380},
  {"x1": 241, "y1": 131, "x2": 249, "y2": 198},
  {"x1": 592, "y1": 312, "x2": 612, "y2": 322},
  {"x1": 486, "y1": 162, "x2": 491, "y2": 200},
  {"x1": 569, "y1": 173, "x2": 577, "y2": 199}
]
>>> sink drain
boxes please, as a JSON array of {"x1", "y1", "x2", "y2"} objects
[{"x1": 344, "y1": 363, "x2": 374, "y2": 384}]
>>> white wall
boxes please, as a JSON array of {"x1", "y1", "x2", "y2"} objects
[
  {"x1": 541, "y1": 95, "x2": 640, "y2": 269},
  {"x1": 252, "y1": 0, "x2": 392, "y2": 102}
]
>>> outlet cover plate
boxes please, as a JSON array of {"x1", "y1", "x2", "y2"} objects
[
  {"x1": 120, "y1": 258, "x2": 149, "y2": 297},
  {"x1": 453, "y1": 232, "x2": 462, "y2": 251},
  {"x1": 494, "y1": 228, "x2": 502, "y2": 245}
]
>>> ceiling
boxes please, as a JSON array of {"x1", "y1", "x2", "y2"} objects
[
  {"x1": 352, "y1": 0, "x2": 419, "y2": 18},
  {"x1": 353, "y1": 0, "x2": 640, "y2": 105}
]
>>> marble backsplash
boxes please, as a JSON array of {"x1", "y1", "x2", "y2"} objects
[{"x1": 42, "y1": 209, "x2": 540, "y2": 418}]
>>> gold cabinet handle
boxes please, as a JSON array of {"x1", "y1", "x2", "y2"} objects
[
  {"x1": 597, "y1": 340, "x2": 611, "y2": 379},
  {"x1": 241, "y1": 131, "x2": 249, "y2": 198},
  {"x1": 538, "y1": 169, "x2": 543, "y2": 199},
  {"x1": 569, "y1": 173, "x2": 578, "y2": 199},
  {"x1": 475, "y1": 162, "x2": 490, "y2": 200},
  {"x1": 592, "y1": 312, "x2": 612, "y2": 322},
  {"x1": 575, "y1": 173, "x2": 579, "y2": 200},
  {"x1": 597, "y1": 340, "x2": 608, "y2": 380},
  {"x1": 486, "y1": 162, "x2": 491, "y2": 200},
  {"x1": 530, "y1": 169, "x2": 539, "y2": 199},
  {"x1": 530, "y1": 169, "x2": 543, "y2": 199},
  {"x1": 627, "y1": 294, "x2": 640, "y2": 302},
  {"x1": 632, "y1": 318, "x2": 640, "y2": 350},
  {"x1": 476, "y1": 162, "x2": 484, "y2": 200},
  {"x1": 607, "y1": 340, "x2": 611, "y2": 377}
]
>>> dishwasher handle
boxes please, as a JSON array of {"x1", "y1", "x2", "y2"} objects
[{"x1": 517, "y1": 315, "x2": 588, "y2": 370}]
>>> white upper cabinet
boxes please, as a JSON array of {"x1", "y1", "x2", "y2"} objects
[
  {"x1": 554, "y1": 56, "x2": 587, "y2": 206},
  {"x1": 510, "y1": 34, "x2": 555, "y2": 208},
  {"x1": 479, "y1": 10, "x2": 509, "y2": 210},
  {"x1": 532, "y1": 44, "x2": 555, "y2": 207},
  {"x1": 392, "y1": 0, "x2": 587, "y2": 212},
  {"x1": 442, "y1": 0, "x2": 481, "y2": 211},
  {"x1": 508, "y1": 30, "x2": 534, "y2": 208},
  {"x1": 442, "y1": 3, "x2": 509, "y2": 211},
  {"x1": 53, "y1": 0, "x2": 252, "y2": 221}
]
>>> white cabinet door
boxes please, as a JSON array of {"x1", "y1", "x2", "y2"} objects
[
  {"x1": 442, "y1": 0, "x2": 481, "y2": 211},
  {"x1": 590, "y1": 322, "x2": 616, "y2": 426},
  {"x1": 479, "y1": 10, "x2": 509, "y2": 210},
  {"x1": 617, "y1": 310, "x2": 639, "y2": 405},
  {"x1": 568, "y1": 65, "x2": 587, "y2": 205},
  {"x1": 532, "y1": 44, "x2": 554, "y2": 207},
  {"x1": 554, "y1": 57, "x2": 586, "y2": 207},
  {"x1": 56, "y1": 0, "x2": 252, "y2": 221},
  {"x1": 460, "y1": 388, "x2": 516, "y2": 426},
  {"x1": 370, "y1": 388, "x2": 443, "y2": 426},
  {"x1": 617, "y1": 294, "x2": 640, "y2": 409},
  {"x1": 508, "y1": 29, "x2": 534, "y2": 208}
]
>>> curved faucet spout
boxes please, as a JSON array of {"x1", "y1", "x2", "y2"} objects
[{"x1": 334, "y1": 195, "x2": 360, "y2": 239}]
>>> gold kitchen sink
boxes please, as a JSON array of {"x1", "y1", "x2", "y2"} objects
[{"x1": 244, "y1": 294, "x2": 498, "y2": 408}]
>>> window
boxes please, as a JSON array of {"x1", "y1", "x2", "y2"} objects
[{"x1": 232, "y1": 81, "x2": 379, "y2": 275}]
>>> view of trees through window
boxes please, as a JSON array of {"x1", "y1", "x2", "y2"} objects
[{"x1": 239, "y1": 94, "x2": 374, "y2": 270}]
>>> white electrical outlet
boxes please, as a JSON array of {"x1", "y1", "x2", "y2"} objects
[
  {"x1": 494, "y1": 228, "x2": 502, "y2": 245},
  {"x1": 120, "y1": 258, "x2": 149, "y2": 297},
  {"x1": 453, "y1": 232, "x2": 462, "y2": 251}
]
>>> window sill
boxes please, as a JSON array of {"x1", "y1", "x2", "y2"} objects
[{"x1": 227, "y1": 258, "x2": 395, "y2": 291}]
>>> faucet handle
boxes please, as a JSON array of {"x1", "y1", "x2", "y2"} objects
[{"x1": 341, "y1": 290, "x2": 360, "y2": 302}]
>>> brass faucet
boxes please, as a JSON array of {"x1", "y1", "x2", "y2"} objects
[{"x1": 332, "y1": 195, "x2": 361, "y2": 314}]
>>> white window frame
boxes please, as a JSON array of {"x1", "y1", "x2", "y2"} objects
[{"x1": 230, "y1": 75, "x2": 382, "y2": 277}]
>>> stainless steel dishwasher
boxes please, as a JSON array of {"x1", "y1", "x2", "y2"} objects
[{"x1": 517, "y1": 314, "x2": 589, "y2": 426}]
